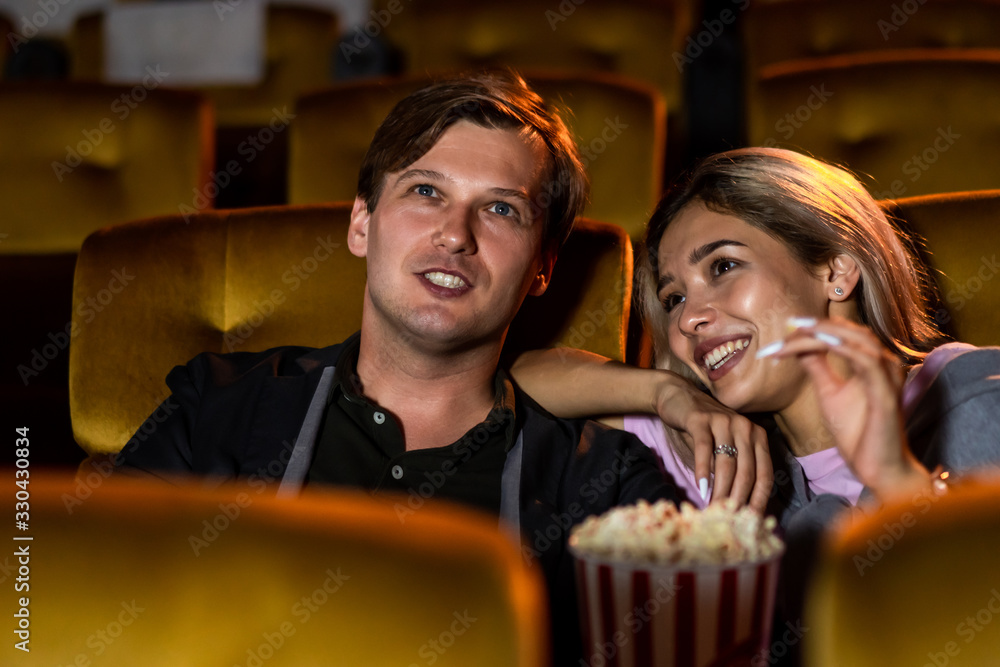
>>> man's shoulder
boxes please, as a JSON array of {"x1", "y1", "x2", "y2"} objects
[{"x1": 172, "y1": 339, "x2": 349, "y2": 388}]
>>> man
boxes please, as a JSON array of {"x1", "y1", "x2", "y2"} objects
[{"x1": 116, "y1": 71, "x2": 676, "y2": 665}]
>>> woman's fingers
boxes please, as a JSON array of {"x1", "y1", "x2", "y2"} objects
[{"x1": 748, "y1": 425, "x2": 773, "y2": 514}]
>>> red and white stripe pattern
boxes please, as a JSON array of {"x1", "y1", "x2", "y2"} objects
[{"x1": 574, "y1": 556, "x2": 781, "y2": 667}]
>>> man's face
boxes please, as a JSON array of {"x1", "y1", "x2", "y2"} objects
[{"x1": 348, "y1": 120, "x2": 555, "y2": 353}]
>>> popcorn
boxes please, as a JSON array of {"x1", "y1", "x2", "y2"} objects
[{"x1": 569, "y1": 498, "x2": 783, "y2": 567}]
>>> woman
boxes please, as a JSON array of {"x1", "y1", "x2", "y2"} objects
[{"x1": 512, "y1": 147, "x2": 1000, "y2": 520}]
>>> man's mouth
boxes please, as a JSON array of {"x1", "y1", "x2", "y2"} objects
[
  {"x1": 703, "y1": 338, "x2": 750, "y2": 371},
  {"x1": 423, "y1": 271, "x2": 467, "y2": 289}
]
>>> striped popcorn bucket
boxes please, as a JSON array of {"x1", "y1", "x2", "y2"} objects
[{"x1": 570, "y1": 548, "x2": 783, "y2": 667}]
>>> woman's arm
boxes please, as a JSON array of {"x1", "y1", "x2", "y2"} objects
[{"x1": 510, "y1": 348, "x2": 772, "y2": 512}]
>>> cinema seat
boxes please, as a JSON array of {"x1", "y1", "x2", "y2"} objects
[
  {"x1": 69, "y1": 204, "x2": 633, "y2": 456},
  {"x1": 10, "y1": 473, "x2": 547, "y2": 667},
  {"x1": 289, "y1": 72, "x2": 665, "y2": 239},
  {"x1": 744, "y1": 0, "x2": 1000, "y2": 75},
  {"x1": 69, "y1": 4, "x2": 338, "y2": 127},
  {"x1": 807, "y1": 476, "x2": 1000, "y2": 666},
  {"x1": 748, "y1": 49, "x2": 1000, "y2": 198},
  {"x1": 883, "y1": 189, "x2": 1000, "y2": 346},
  {"x1": 0, "y1": 81, "x2": 213, "y2": 253}
]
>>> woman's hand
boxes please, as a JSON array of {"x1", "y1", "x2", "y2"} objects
[
  {"x1": 653, "y1": 376, "x2": 772, "y2": 513},
  {"x1": 759, "y1": 317, "x2": 931, "y2": 500}
]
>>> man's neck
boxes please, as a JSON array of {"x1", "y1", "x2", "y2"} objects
[{"x1": 354, "y1": 326, "x2": 502, "y2": 451}]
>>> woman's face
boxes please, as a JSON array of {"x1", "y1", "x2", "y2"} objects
[{"x1": 655, "y1": 202, "x2": 830, "y2": 414}]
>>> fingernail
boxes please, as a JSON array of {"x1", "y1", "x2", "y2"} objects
[
  {"x1": 787, "y1": 316, "x2": 817, "y2": 331},
  {"x1": 815, "y1": 332, "x2": 842, "y2": 346},
  {"x1": 698, "y1": 477, "x2": 709, "y2": 502},
  {"x1": 756, "y1": 340, "x2": 784, "y2": 358}
]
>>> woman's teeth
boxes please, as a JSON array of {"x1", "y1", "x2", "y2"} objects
[
  {"x1": 705, "y1": 339, "x2": 749, "y2": 370},
  {"x1": 424, "y1": 272, "x2": 466, "y2": 289}
]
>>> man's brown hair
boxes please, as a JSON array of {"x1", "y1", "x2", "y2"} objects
[{"x1": 356, "y1": 70, "x2": 588, "y2": 248}]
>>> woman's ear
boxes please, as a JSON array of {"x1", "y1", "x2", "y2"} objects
[{"x1": 826, "y1": 253, "x2": 861, "y2": 302}]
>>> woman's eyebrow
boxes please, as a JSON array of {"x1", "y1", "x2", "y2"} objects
[{"x1": 657, "y1": 239, "x2": 747, "y2": 292}]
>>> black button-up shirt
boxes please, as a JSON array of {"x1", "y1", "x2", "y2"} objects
[{"x1": 306, "y1": 334, "x2": 516, "y2": 515}]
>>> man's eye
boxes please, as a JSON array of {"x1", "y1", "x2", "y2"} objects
[
  {"x1": 415, "y1": 184, "x2": 436, "y2": 197},
  {"x1": 661, "y1": 293, "x2": 684, "y2": 313},
  {"x1": 488, "y1": 201, "x2": 512, "y2": 216}
]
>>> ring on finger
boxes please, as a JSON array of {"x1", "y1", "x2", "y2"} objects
[{"x1": 713, "y1": 444, "x2": 738, "y2": 459}]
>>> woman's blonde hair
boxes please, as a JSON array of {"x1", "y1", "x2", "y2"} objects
[{"x1": 638, "y1": 147, "x2": 943, "y2": 376}]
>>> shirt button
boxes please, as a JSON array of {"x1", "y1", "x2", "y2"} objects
[
  {"x1": 391, "y1": 465, "x2": 403, "y2": 480},
  {"x1": 373, "y1": 411, "x2": 386, "y2": 425}
]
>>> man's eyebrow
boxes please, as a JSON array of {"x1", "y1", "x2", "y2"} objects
[
  {"x1": 490, "y1": 187, "x2": 531, "y2": 202},
  {"x1": 394, "y1": 168, "x2": 446, "y2": 184},
  {"x1": 657, "y1": 239, "x2": 747, "y2": 292}
]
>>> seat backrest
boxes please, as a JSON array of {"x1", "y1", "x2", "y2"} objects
[
  {"x1": 373, "y1": 0, "x2": 690, "y2": 130},
  {"x1": 69, "y1": 203, "x2": 632, "y2": 455},
  {"x1": 748, "y1": 49, "x2": 1000, "y2": 199},
  {"x1": 0, "y1": 81, "x2": 213, "y2": 253},
  {"x1": 744, "y1": 0, "x2": 1000, "y2": 74},
  {"x1": 883, "y1": 189, "x2": 1000, "y2": 346},
  {"x1": 807, "y1": 477, "x2": 1000, "y2": 666},
  {"x1": 288, "y1": 72, "x2": 665, "y2": 239},
  {"x1": 69, "y1": 4, "x2": 338, "y2": 127},
  {"x1": 12, "y1": 474, "x2": 547, "y2": 667}
]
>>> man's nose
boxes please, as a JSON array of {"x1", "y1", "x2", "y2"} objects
[{"x1": 434, "y1": 207, "x2": 477, "y2": 254}]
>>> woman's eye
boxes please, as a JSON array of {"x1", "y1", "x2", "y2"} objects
[
  {"x1": 415, "y1": 184, "x2": 436, "y2": 197},
  {"x1": 712, "y1": 258, "x2": 738, "y2": 276},
  {"x1": 488, "y1": 201, "x2": 512, "y2": 216},
  {"x1": 661, "y1": 293, "x2": 684, "y2": 313}
]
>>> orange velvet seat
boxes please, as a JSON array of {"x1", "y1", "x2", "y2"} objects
[
  {"x1": 884, "y1": 189, "x2": 1000, "y2": 346},
  {"x1": 4, "y1": 473, "x2": 547, "y2": 666},
  {"x1": 807, "y1": 477, "x2": 1000, "y2": 666},
  {"x1": 289, "y1": 73, "x2": 666, "y2": 239},
  {"x1": 748, "y1": 49, "x2": 1000, "y2": 199},
  {"x1": 69, "y1": 203, "x2": 633, "y2": 457}
]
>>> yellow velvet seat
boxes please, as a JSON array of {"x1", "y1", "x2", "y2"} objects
[
  {"x1": 883, "y1": 189, "x2": 1000, "y2": 347},
  {"x1": 0, "y1": 81, "x2": 213, "y2": 253},
  {"x1": 5, "y1": 473, "x2": 547, "y2": 666},
  {"x1": 69, "y1": 203, "x2": 633, "y2": 457},
  {"x1": 807, "y1": 477, "x2": 1000, "y2": 666},
  {"x1": 748, "y1": 49, "x2": 1000, "y2": 199},
  {"x1": 744, "y1": 0, "x2": 1000, "y2": 74},
  {"x1": 289, "y1": 73, "x2": 666, "y2": 239},
  {"x1": 69, "y1": 4, "x2": 338, "y2": 127},
  {"x1": 374, "y1": 0, "x2": 688, "y2": 167}
]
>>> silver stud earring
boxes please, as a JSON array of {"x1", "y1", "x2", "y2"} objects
[{"x1": 834, "y1": 287, "x2": 844, "y2": 296}]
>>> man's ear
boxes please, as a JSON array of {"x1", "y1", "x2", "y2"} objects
[
  {"x1": 347, "y1": 197, "x2": 370, "y2": 258},
  {"x1": 825, "y1": 253, "x2": 861, "y2": 301},
  {"x1": 528, "y1": 245, "x2": 558, "y2": 297}
]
